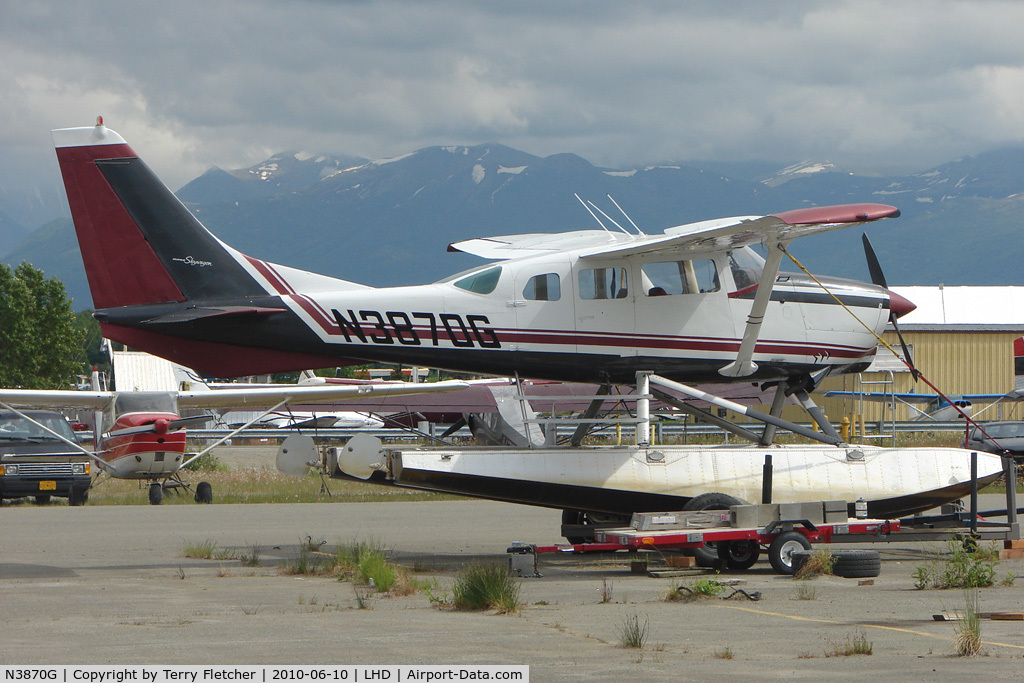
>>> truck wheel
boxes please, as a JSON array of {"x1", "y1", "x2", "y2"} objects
[
  {"x1": 768, "y1": 531, "x2": 811, "y2": 575},
  {"x1": 148, "y1": 482, "x2": 163, "y2": 505},
  {"x1": 683, "y1": 492, "x2": 744, "y2": 567},
  {"x1": 34, "y1": 495, "x2": 52, "y2": 505},
  {"x1": 195, "y1": 481, "x2": 213, "y2": 504},
  {"x1": 717, "y1": 539, "x2": 760, "y2": 570}
]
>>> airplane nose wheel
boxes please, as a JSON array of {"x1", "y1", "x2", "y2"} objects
[{"x1": 148, "y1": 482, "x2": 163, "y2": 505}]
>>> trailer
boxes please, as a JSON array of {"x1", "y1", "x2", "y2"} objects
[{"x1": 509, "y1": 500, "x2": 899, "y2": 576}]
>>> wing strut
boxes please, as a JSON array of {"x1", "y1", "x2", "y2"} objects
[{"x1": 719, "y1": 241, "x2": 787, "y2": 377}]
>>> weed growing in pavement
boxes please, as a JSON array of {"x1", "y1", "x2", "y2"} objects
[
  {"x1": 953, "y1": 590, "x2": 982, "y2": 657},
  {"x1": 599, "y1": 579, "x2": 614, "y2": 604},
  {"x1": 714, "y1": 646, "x2": 734, "y2": 660},
  {"x1": 238, "y1": 542, "x2": 262, "y2": 567},
  {"x1": 794, "y1": 548, "x2": 835, "y2": 579},
  {"x1": 824, "y1": 630, "x2": 873, "y2": 657},
  {"x1": 617, "y1": 612, "x2": 649, "y2": 649},
  {"x1": 794, "y1": 583, "x2": 818, "y2": 601},
  {"x1": 664, "y1": 576, "x2": 726, "y2": 602},
  {"x1": 182, "y1": 539, "x2": 218, "y2": 559},
  {"x1": 913, "y1": 540, "x2": 999, "y2": 589},
  {"x1": 451, "y1": 563, "x2": 522, "y2": 613}
]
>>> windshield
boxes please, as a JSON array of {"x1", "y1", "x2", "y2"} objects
[
  {"x1": 114, "y1": 392, "x2": 179, "y2": 414},
  {"x1": 0, "y1": 413, "x2": 76, "y2": 441}
]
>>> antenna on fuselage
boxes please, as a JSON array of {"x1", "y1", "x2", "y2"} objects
[
  {"x1": 607, "y1": 194, "x2": 646, "y2": 235},
  {"x1": 574, "y1": 193, "x2": 613, "y2": 234}
]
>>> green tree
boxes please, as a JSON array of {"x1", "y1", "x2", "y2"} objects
[{"x1": 0, "y1": 262, "x2": 84, "y2": 389}]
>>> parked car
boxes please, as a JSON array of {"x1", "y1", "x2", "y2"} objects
[
  {"x1": 967, "y1": 421, "x2": 1024, "y2": 459},
  {"x1": 0, "y1": 410, "x2": 92, "y2": 504}
]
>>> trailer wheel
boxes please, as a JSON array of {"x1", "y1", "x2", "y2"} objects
[
  {"x1": 683, "y1": 492, "x2": 745, "y2": 567},
  {"x1": 768, "y1": 531, "x2": 811, "y2": 575},
  {"x1": 717, "y1": 539, "x2": 760, "y2": 570}
]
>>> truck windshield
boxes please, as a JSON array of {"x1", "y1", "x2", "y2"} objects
[{"x1": 0, "y1": 414, "x2": 76, "y2": 441}]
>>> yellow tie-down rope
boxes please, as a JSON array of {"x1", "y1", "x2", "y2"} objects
[{"x1": 777, "y1": 244, "x2": 1006, "y2": 451}]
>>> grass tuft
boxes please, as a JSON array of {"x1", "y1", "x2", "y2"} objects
[
  {"x1": 794, "y1": 548, "x2": 835, "y2": 580},
  {"x1": 451, "y1": 563, "x2": 522, "y2": 613},
  {"x1": 617, "y1": 612, "x2": 649, "y2": 649},
  {"x1": 825, "y1": 630, "x2": 873, "y2": 657},
  {"x1": 953, "y1": 590, "x2": 982, "y2": 657},
  {"x1": 913, "y1": 540, "x2": 999, "y2": 589},
  {"x1": 182, "y1": 539, "x2": 218, "y2": 559}
]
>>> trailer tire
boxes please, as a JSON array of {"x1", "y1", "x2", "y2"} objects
[
  {"x1": 683, "y1": 492, "x2": 745, "y2": 567},
  {"x1": 831, "y1": 550, "x2": 881, "y2": 578},
  {"x1": 768, "y1": 531, "x2": 811, "y2": 575},
  {"x1": 717, "y1": 539, "x2": 760, "y2": 570}
]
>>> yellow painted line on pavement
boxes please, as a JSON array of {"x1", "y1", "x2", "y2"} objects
[{"x1": 718, "y1": 604, "x2": 1024, "y2": 651}]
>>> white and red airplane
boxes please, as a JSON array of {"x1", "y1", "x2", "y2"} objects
[{"x1": 45, "y1": 120, "x2": 1005, "y2": 539}]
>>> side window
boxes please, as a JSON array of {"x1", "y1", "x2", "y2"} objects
[
  {"x1": 453, "y1": 266, "x2": 502, "y2": 294},
  {"x1": 523, "y1": 273, "x2": 561, "y2": 301},
  {"x1": 642, "y1": 260, "x2": 719, "y2": 296},
  {"x1": 578, "y1": 267, "x2": 628, "y2": 300}
]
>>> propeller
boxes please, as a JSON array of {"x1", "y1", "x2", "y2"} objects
[
  {"x1": 106, "y1": 414, "x2": 215, "y2": 439},
  {"x1": 862, "y1": 233, "x2": 919, "y2": 380}
]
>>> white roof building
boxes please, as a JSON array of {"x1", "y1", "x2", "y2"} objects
[{"x1": 891, "y1": 286, "x2": 1024, "y2": 330}]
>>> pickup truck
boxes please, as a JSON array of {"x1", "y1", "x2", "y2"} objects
[{"x1": 0, "y1": 409, "x2": 92, "y2": 505}]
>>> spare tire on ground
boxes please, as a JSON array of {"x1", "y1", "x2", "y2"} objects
[{"x1": 791, "y1": 548, "x2": 881, "y2": 578}]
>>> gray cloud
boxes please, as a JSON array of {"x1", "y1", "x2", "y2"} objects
[{"x1": 3, "y1": 0, "x2": 1024, "y2": 197}]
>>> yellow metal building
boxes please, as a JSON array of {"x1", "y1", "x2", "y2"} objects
[{"x1": 817, "y1": 286, "x2": 1024, "y2": 425}]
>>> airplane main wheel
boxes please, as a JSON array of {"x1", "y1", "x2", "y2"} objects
[
  {"x1": 683, "y1": 492, "x2": 745, "y2": 567},
  {"x1": 195, "y1": 481, "x2": 213, "y2": 504},
  {"x1": 68, "y1": 488, "x2": 88, "y2": 506},
  {"x1": 148, "y1": 482, "x2": 163, "y2": 505}
]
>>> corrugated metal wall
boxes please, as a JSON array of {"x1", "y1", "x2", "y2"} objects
[{"x1": 816, "y1": 330, "x2": 1022, "y2": 423}]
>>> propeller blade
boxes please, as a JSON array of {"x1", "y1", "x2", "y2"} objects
[
  {"x1": 861, "y1": 233, "x2": 888, "y2": 289},
  {"x1": 891, "y1": 317, "x2": 920, "y2": 381}
]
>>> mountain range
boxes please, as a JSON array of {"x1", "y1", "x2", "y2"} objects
[{"x1": 3, "y1": 142, "x2": 1023, "y2": 310}]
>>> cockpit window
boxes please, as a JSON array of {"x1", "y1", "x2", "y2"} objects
[
  {"x1": 523, "y1": 273, "x2": 561, "y2": 301},
  {"x1": 453, "y1": 266, "x2": 502, "y2": 295},
  {"x1": 578, "y1": 267, "x2": 628, "y2": 300},
  {"x1": 641, "y1": 260, "x2": 719, "y2": 296},
  {"x1": 113, "y1": 392, "x2": 179, "y2": 415}
]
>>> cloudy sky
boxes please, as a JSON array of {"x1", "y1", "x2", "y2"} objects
[{"x1": 5, "y1": 0, "x2": 1024, "y2": 195}]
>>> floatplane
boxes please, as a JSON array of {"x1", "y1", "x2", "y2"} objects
[{"x1": 44, "y1": 119, "x2": 1003, "y2": 540}]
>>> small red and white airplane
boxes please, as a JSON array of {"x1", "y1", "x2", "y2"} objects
[
  {"x1": 45, "y1": 120, "x2": 1006, "y2": 531},
  {"x1": 53, "y1": 119, "x2": 912, "y2": 388},
  {"x1": 0, "y1": 377, "x2": 467, "y2": 503}
]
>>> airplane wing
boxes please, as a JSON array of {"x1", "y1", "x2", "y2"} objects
[
  {"x1": 176, "y1": 379, "x2": 470, "y2": 410},
  {"x1": 447, "y1": 204, "x2": 899, "y2": 261},
  {"x1": 0, "y1": 390, "x2": 114, "y2": 410}
]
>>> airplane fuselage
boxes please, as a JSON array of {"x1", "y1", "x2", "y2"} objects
[
  {"x1": 99, "y1": 412, "x2": 187, "y2": 479},
  {"x1": 96, "y1": 249, "x2": 891, "y2": 384}
]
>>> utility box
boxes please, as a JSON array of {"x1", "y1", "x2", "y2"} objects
[
  {"x1": 823, "y1": 500, "x2": 849, "y2": 524},
  {"x1": 731, "y1": 504, "x2": 781, "y2": 529},
  {"x1": 778, "y1": 502, "x2": 824, "y2": 524}
]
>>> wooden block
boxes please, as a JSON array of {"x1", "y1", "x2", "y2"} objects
[
  {"x1": 857, "y1": 579, "x2": 874, "y2": 586},
  {"x1": 665, "y1": 555, "x2": 697, "y2": 568},
  {"x1": 630, "y1": 560, "x2": 649, "y2": 574},
  {"x1": 1004, "y1": 539, "x2": 1024, "y2": 549},
  {"x1": 999, "y1": 548, "x2": 1024, "y2": 560},
  {"x1": 990, "y1": 612, "x2": 1024, "y2": 621}
]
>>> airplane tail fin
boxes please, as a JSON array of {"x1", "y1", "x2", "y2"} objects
[{"x1": 53, "y1": 119, "x2": 267, "y2": 309}]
